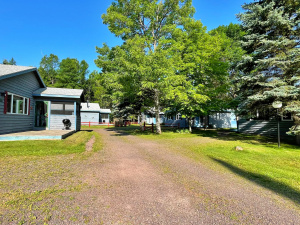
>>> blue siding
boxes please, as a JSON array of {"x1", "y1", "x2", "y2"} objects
[{"x1": 0, "y1": 72, "x2": 41, "y2": 135}]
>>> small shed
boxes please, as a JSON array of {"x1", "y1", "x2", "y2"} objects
[
  {"x1": 80, "y1": 102, "x2": 111, "y2": 123},
  {"x1": 99, "y1": 108, "x2": 111, "y2": 123},
  {"x1": 81, "y1": 103, "x2": 101, "y2": 123}
]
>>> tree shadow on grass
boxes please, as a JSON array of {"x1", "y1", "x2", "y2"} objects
[
  {"x1": 211, "y1": 157, "x2": 300, "y2": 206},
  {"x1": 193, "y1": 129, "x2": 300, "y2": 149}
]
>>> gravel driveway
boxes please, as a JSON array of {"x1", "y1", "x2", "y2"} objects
[
  {"x1": 76, "y1": 129, "x2": 300, "y2": 224},
  {"x1": 2, "y1": 128, "x2": 298, "y2": 224}
]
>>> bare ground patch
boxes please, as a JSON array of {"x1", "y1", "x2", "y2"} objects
[{"x1": 85, "y1": 135, "x2": 96, "y2": 152}]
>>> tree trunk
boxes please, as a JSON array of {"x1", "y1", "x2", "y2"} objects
[
  {"x1": 154, "y1": 90, "x2": 161, "y2": 134},
  {"x1": 188, "y1": 118, "x2": 193, "y2": 133}
]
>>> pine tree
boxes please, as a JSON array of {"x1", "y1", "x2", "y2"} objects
[{"x1": 237, "y1": 0, "x2": 300, "y2": 134}]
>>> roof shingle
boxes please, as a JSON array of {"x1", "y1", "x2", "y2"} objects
[{"x1": 33, "y1": 87, "x2": 83, "y2": 98}]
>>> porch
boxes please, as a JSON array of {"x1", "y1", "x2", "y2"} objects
[{"x1": 0, "y1": 130, "x2": 75, "y2": 141}]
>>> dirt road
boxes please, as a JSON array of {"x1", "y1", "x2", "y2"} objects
[{"x1": 76, "y1": 129, "x2": 300, "y2": 224}]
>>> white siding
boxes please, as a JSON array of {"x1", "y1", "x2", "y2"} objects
[
  {"x1": 50, "y1": 115, "x2": 76, "y2": 130},
  {"x1": 81, "y1": 112, "x2": 100, "y2": 123}
]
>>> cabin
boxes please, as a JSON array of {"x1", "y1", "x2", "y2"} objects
[
  {"x1": 0, "y1": 64, "x2": 83, "y2": 135},
  {"x1": 80, "y1": 102, "x2": 111, "y2": 123},
  {"x1": 99, "y1": 108, "x2": 111, "y2": 123},
  {"x1": 143, "y1": 110, "x2": 236, "y2": 129},
  {"x1": 237, "y1": 109, "x2": 295, "y2": 142}
]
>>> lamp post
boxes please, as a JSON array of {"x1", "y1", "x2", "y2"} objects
[{"x1": 272, "y1": 101, "x2": 282, "y2": 148}]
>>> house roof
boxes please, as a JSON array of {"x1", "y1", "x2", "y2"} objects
[
  {"x1": 0, "y1": 64, "x2": 46, "y2": 87},
  {"x1": 80, "y1": 102, "x2": 111, "y2": 113},
  {"x1": 100, "y1": 109, "x2": 111, "y2": 114},
  {"x1": 81, "y1": 103, "x2": 101, "y2": 111},
  {"x1": 33, "y1": 87, "x2": 83, "y2": 99}
]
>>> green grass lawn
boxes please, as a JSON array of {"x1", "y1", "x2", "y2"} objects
[
  {"x1": 114, "y1": 126, "x2": 300, "y2": 206},
  {"x1": 0, "y1": 130, "x2": 103, "y2": 224},
  {"x1": 0, "y1": 130, "x2": 102, "y2": 157},
  {"x1": 81, "y1": 125, "x2": 116, "y2": 130}
]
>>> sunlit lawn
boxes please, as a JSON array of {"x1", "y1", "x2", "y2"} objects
[
  {"x1": 0, "y1": 130, "x2": 102, "y2": 157},
  {"x1": 114, "y1": 125, "x2": 300, "y2": 206},
  {"x1": 0, "y1": 131, "x2": 103, "y2": 224}
]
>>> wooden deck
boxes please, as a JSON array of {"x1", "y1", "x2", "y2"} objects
[{"x1": 0, "y1": 130, "x2": 75, "y2": 141}]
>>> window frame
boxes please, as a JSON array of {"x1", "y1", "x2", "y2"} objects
[
  {"x1": 100, "y1": 113, "x2": 109, "y2": 119},
  {"x1": 6, "y1": 92, "x2": 29, "y2": 115},
  {"x1": 51, "y1": 102, "x2": 75, "y2": 115}
]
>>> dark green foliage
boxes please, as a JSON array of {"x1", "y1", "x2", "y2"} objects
[
  {"x1": 55, "y1": 58, "x2": 89, "y2": 89},
  {"x1": 2, "y1": 57, "x2": 16, "y2": 65},
  {"x1": 237, "y1": 0, "x2": 300, "y2": 134},
  {"x1": 38, "y1": 54, "x2": 59, "y2": 86},
  {"x1": 85, "y1": 70, "x2": 113, "y2": 108}
]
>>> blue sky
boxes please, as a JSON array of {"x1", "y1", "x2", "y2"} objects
[{"x1": 0, "y1": 0, "x2": 251, "y2": 73}]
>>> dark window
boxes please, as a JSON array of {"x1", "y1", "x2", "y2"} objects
[
  {"x1": 282, "y1": 112, "x2": 293, "y2": 121},
  {"x1": 7, "y1": 94, "x2": 12, "y2": 113},
  {"x1": 101, "y1": 113, "x2": 109, "y2": 119},
  {"x1": 51, "y1": 102, "x2": 74, "y2": 115}
]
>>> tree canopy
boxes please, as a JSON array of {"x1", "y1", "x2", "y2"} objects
[
  {"x1": 237, "y1": 0, "x2": 300, "y2": 133},
  {"x1": 96, "y1": 0, "x2": 238, "y2": 133},
  {"x1": 38, "y1": 54, "x2": 59, "y2": 86}
]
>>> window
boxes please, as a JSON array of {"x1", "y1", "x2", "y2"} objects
[
  {"x1": 282, "y1": 112, "x2": 293, "y2": 121},
  {"x1": 101, "y1": 113, "x2": 109, "y2": 119},
  {"x1": 5, "y1": 92, "x2": 29, "y2": 115},
  {"x1": 51, "y1": 102, "x2": 74, "y2": 115}
]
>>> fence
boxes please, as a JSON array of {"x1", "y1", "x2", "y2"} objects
[
  {"x1": 81, "y1": 122, "x2": 113, "y2": 127},
  {"x1": 141, "y1": 122, "x2": 180, "y2": 133}
]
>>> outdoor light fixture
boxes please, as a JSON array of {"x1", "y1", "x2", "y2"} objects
[{"x1": 272, "y1": 101, "x2": 282, "y2": 148}]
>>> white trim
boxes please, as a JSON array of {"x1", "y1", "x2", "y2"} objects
[{"x1": 6, "y1": 92, "x2": 29, "y2": 115}]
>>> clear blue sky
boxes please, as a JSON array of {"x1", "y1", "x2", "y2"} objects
[{"x1": 0, "y1": 0, "x2": 251, "y2": 73}]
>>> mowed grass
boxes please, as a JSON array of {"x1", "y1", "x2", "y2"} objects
[
  {"x1": 81, "y1": 125, "x2": 114, "y2": 129},
  {"x1": 0, "y1": 130, "x2": 102, "y2": 157},
  {"x1": 115, "y1": 126, "x2": 300, "y2": 206},
  {"x1": 0, "y1": 130, "x2": 103, "y2": 224}
]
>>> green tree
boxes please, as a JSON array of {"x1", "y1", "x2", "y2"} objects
[
  {"x1": 209, "y1": 23, "x2": 246, "y2": 118},
  {"x1": 237, "y1": 0, "x2": 300, "y2": 133},
  {"x1": 2, "y1": 57, "x2": 16, "y2": 65},
  {"x1": 85, "y1": 70, "x2": 113, "y2": 108},
  {"x1": 98, "y1": 0, "x2": 198, "y2": 134},
  {"x1": 56, "y1": 58, "x2": 89, "y2": 89},
  {"x1": 38, "y1": 54, "x2": 59, "y2": 86}
]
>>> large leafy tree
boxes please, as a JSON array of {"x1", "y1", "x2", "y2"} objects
[
  {"x1": 56, "y1": 58, "x2": 89, "y2": 89},
  {"x1": 168, "y1": 19, "x2": 236, "y2": 132},
  {"x1": 209, "y1": 23, "x2": 246, "y2": 115},
  {"x1": 38, "y1": 54, "x2": 59, "y2": 86},
  {"x1": 97, "y1": 0, "x2": 197, "y2": 134},
  {"x1": 237, "y1": 0, "x2": 300, "y2": 133}
]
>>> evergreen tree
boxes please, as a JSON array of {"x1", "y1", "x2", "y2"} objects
[
  {"x1": 237, "y1": 0, "x2": 300, "y2": 133},
  {"x1": 56, "y1": 58, "x2": 89, "y2": 89},
  {"x1": 38, "y1": 54, "x2": 59, "y2": 86},
  {"x1": 2, "y1": 57, "x2": 16, "y2": 65}
]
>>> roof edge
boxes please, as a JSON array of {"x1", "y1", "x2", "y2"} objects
[{"x1": 0, "y1": 67, "x2": 46, "y2": 88}]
